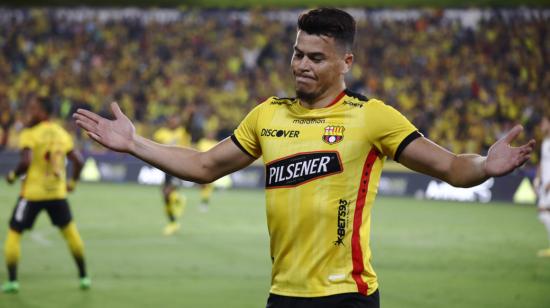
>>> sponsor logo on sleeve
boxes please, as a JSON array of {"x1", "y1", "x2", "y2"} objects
[
  {"x1": 343, "y1": 100, "x2": 364, "y2": 108},
  {"x1": 322, "y1": 126, "x2": 345, "y2": 145},
  {"x1": 265, "y1": 151, "x2": 343, "y2": 188}
]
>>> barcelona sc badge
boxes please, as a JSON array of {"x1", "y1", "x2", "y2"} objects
[{"x1": 322, "y1": 126, "x2": 345, "y2": 145}]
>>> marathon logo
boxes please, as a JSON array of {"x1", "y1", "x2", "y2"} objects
[
  {"x1": 322, "y1": 126, "x2": 345, "y2": 145},
  {"x1": 266, "y1": 151, "x2": 343, "y2": 188},
  {"x1": 292, "y1": 119, "x2": 326, "y2": 125},
  {"x1": 261, "y1": 128, "x2": 300, "y2": 138}
]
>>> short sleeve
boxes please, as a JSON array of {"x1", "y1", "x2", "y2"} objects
[
  {"x1": 365, "y1": 99, "x2": 421, "y2": 161},
  {"x1": 231, "y1": 102, "x2": 264, "y2": 158},
  {"x1": 18, "y1": 129, "x2": 34, "y2": 150}
]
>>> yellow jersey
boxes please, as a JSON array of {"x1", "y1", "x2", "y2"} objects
[
  {"x1": 233, "y1": 90, "x2": 420, "y2": 297},
  {"x1": 153, "y1": 127, "x2": 191, "y2": 147},
  {"x1": 19, "y1": 121, "x2": 75, "y2": 201}
]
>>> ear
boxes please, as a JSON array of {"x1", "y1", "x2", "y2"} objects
[{"x1": 341, "y1": 53, "x2": 354, "y2": 74}]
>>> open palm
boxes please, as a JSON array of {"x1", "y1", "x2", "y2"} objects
[
  {"x1": 484, "y1": 125, "x2": 536, "y2": 177},
  {"x1": 73, "y1": 102, "x2": 136, "y2": 153}
]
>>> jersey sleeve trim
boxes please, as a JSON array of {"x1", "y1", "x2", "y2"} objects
[
  {"x1": 394, "y1": 130, "x2": 422, "y2": 162},
  {"x1": 344, "y1": 89, "x2": 369, "y2": 102},
  {"x1": 230, "y1": 134, "x2": 259, "y2": 159}
]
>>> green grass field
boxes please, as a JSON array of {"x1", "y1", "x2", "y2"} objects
[{"x1": 0, "y1": 181, "x2": 549, "y2": 308}]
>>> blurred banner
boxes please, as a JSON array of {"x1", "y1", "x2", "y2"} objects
[{"x1": 0, "y1": 151, "x2": 537, "y2": 204}]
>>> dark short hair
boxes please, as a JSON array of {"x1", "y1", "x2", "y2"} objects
[
  {"x1": 297, "y1": 8, "x2": 356, "y2": 51},
  {"x1": 36, "y1": 96, "x2": 54, "y2": 115}
]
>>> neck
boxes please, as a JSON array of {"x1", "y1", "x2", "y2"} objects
[{"x1": 300, "y1": 83, "x2": 346, "y2": 109}]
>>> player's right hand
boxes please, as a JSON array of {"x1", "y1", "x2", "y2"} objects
[{"x1": 73, "y1": 102, "x2": 136, "y2": 153}]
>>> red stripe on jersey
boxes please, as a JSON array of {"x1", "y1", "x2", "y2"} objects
[
  {"x1": 351, "y1": 148, "x2": 379, "y2": 295},
  {"x1": 325, "y1": 91, "x2": 346, "y2": 108}
]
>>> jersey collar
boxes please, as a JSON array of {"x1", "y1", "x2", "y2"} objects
[
  {"x1": 295, "y1": 90, "x2": 347, "y2": 113},
  {"x1": 325, "y1": 90, "x2": 346, "y2": 108}
]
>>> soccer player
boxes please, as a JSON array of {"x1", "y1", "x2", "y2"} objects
[
  {"x1": 3, "y1": 97, "x2": 90, "y2": 293},
  {"x1": 195, "y1": 130, "x2": 218, "y2": 212},
  {"x1": 153, "y1": 114, "x2": 191, "y2": 235},
  {"x1": 534, "y1": 115, "x2": 550, "y2": 257},
  {"x1": 0, "y1": 98, "x2": 12, "y2": 151},
  {"x1": 0, "y1": 123, "x2": 8, "y2": 151},
  {"x1": 74, "y1": 8, "x2": 535, "y2": 307}
]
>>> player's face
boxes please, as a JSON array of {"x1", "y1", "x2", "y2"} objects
[
  {"x1": 291, "y1": 31, "x2": 352, "y2": 103},
  {"x1": 167, "y1": 115, "x2": 181, "y2": 130},
  {"x1": 26, "y1": 100, "x2": 42, "y2": 127}
]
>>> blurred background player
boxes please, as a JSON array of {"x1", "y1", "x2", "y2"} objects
[
  {"x1": 153, "y1": 114, "x2": 191, "y2": 235},
  {"x1": 0, "y1": 97, "x2": 12, "y2": 151},
  {"x1": 535, "y1": 114, "x2": 550, "y2": 257},
  {"x1": 195, "y1": 130, "x2": 218, "y2": 212},
  {"x1": 0, "y1": 122, "x2": 9, "y2": 151},
  {"x1": 2, "y1": 97, "x2": 90, "y2": 293}
]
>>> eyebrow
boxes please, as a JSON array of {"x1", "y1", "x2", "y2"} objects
[{"x1": 293, "y1": 46, "x2": 326, "y2": 58}]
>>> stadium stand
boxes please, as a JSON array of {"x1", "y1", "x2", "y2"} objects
[{"x1": 0, "y1": 8, "x2": 548, "y2": 158}]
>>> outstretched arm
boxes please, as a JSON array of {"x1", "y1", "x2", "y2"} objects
[
  {"x1": 398, "y1": 125, "x2": 536, "y2": 188},
  {"x1": 66, "y1": 149, "x2": 84, "y2": 192},
  {"x1": 73, "y1": 103, "x2": 255, "y2": 183}
]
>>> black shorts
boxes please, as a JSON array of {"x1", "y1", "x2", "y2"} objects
[
  {"x1": 266, "y1": 290, "x2": 380, "y2": 308},
  {"x1": 9, "y1": 198, "x2": 73, "y2": 232}
]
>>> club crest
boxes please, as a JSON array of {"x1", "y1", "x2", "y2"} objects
[{"x1": 322, "y1": 126, "x2": 345, "y2": 145}]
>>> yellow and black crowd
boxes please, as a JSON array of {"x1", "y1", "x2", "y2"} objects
[{"x1": 0, "y1": 8, "x2": 548, "y2": 160}]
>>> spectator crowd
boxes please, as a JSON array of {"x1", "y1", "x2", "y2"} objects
[{"x1": 0, "y1": 8, "x2": 548, "y2": 160}]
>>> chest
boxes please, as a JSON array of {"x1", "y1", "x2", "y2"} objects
[{"x1": 258, "y1": 109, "x2": 370, "y2": 164}]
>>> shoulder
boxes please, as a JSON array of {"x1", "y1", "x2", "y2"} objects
[
  {"x1": 358, "y1": 96, "x2": 391, "y2": 112},
  {"x1": 154, "y1": 127, "x2": 166, "y2": 136},
  {"x1": 53, "y1": 122, "x2": 70, "y2": 133},
  {"x1": 20, "y1": 127, "x2": 33, "y2": 136},
  {"x1": 49, "y1": 122, "x2": 71, "y2": 138},
  {"x1": 341, "y1": 90, "x2": 374, "y2": 109},
  {"x1": 19, "y1": 127, "x2": 34, "y2": 141},
  {"x1": 351, "y1": 96, "x2": 412, "y2": 130},
  {"x1": 155, "y1": 127, "x2": 167, "y2": 133},
  {"x1": 257, "y1": 96, "x2": 298, "y2": 111},
  {"x1": 242, "y1": 96, "x2": 297, "y2": 119},
  {"x1": 344, "y1": 89, "x2": 370, "y2": 102}
]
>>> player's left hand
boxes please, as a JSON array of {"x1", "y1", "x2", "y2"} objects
[
  {"x1": 545, "y1": 183, "x2": 550, "y2": 193},
  {"x1": 484, "y1": 125, "x2": 535, "y2": 177},
  {"x1": 67, "y1": 179, "x2": 76, "y2": 192}
]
